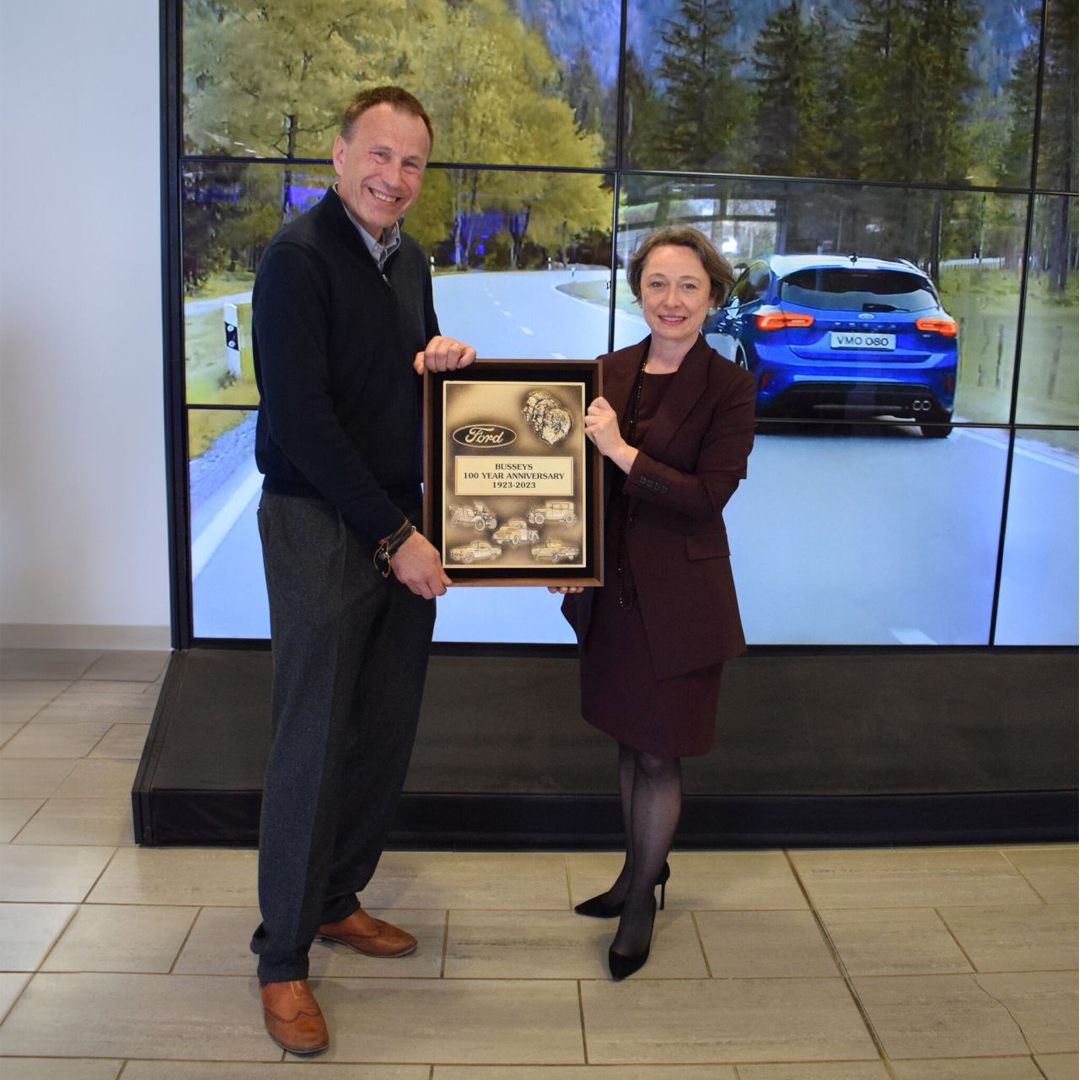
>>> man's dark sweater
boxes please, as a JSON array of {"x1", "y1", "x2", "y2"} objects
[{"x1": 253, "y1": 187, "x2": 439, "y2": 542}]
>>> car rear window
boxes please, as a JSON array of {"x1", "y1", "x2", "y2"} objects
[{"x1": 779, "y1": 269, "x2": 938, "y2": 312}]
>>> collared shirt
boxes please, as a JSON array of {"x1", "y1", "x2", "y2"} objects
[{"x1": 335, "y1": 184, "x2": 401, "y2": 271}]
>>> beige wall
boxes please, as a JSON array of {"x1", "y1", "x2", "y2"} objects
[{"x1": 0, "y1": 0, "x2": 170, "y2": 647}]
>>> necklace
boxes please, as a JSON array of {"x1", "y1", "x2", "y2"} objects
[{"x1": 616, "y1": 352, "x2": 649, "y2": 609}]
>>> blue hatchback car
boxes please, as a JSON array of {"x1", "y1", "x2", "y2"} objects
[{"x1": 705, "y1": 254, "x2": 958, "y2": 437}]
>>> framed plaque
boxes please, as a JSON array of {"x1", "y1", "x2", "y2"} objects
[{"x1": 424, "y1": 358, "x2": 603, "y2": 586}]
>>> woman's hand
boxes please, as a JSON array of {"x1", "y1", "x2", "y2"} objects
[
  {"x1": 547, "y1": 585, "x2": 584, "y2": 594},
  {"x1": 584, "y1": 396, "x2": 639, "y2": 474}
]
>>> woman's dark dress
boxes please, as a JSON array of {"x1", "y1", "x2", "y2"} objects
[{"x1": 580, "y1": 372, "x2": 724, "y2": 758}]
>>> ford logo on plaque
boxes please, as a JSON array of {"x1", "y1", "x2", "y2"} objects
[{"x1": 452, "y1": 424, "x2": 517, "y2": 448}]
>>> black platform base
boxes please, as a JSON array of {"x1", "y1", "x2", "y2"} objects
[{"x1": 133, "y1": 645, "x2": 1078, "y2": 848}]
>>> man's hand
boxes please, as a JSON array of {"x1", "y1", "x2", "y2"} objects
[
  {"x1": 390, "y1": 530, "x2": 452, "y2": 599},
  {"x1": 414, "y1": 335, "x2": 477, "y2": 374}
]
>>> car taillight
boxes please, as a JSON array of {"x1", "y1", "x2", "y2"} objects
[
  {"x1": 756, "y1": 311, "x2": 815, "y2": 331},
  {"x1": 915, "y1": 317, "x2": 958, "y2": 337}
]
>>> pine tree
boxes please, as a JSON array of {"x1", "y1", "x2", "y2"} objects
[
  {"x1": 750, "y1": 0, "x2": 836, "y2": 178},
  {"x1": 650, "y1": 0, "x2": 749, "y2": 172},
  {"x1": 843, "y1": 0, "x2": 980, "y2": 185},
  {"x1": 1037, "y1": 0, "x2": 1078, "y2": 293}
]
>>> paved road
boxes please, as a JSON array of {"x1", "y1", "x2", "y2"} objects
[{"x1": 190, "y1": 270, "x2": 1077, "y2": 645}]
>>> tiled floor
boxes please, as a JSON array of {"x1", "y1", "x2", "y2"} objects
[{"x1": 0, "y1": 648, "x2": 1076, "y2": 1079}]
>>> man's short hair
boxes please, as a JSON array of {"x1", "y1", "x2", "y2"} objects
[
  {"x1": 340, "y1": 86, "x2": 434, "y2": 149},
  {"x1": 626, "y1": 227, "x2": 734, "y2": 307}
]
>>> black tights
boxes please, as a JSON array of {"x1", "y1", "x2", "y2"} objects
[{"x1": 604, "y1": 742, "x2": 682, "y2": 957}]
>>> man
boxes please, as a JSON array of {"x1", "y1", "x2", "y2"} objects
[{"x1": 250, "y1": 86, "x2": 475, "y2": 1055}]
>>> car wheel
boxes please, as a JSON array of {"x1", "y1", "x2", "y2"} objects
[
  {"x1": 532, "y1": 514, "x2": 544, "y2": 525},
  {"x1": 473, "y1": 519, "x2": 486, "y2": 532},
  {"x1": 921, "y1": 411, "x2": 953, "y2": 439},
  {"x1": 565, "y1": 513, "x2": 577, "y2": 525},
  {"x1": 463, "y1": 552, "x2": 474, "y2": 563}
]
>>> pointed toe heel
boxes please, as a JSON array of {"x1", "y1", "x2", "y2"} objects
[
  {"x1": 574, "y1": 894, "x2": 623, "y2": 918},
  {"x1": 608, "y1": 942, "x2": 651, "y2": 981}
]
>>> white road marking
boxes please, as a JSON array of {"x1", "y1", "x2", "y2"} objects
[
  {"x1": 519, "y1": 326, "x2": 534, "y2": 335},
  {"x1": 957, "y1": 427, "x2": 1079, "y2": 475},
  {"x1": 891, "y1": 628, "x2": 938, "y2": 645},
  {"x1": 191, "y1": 466, "x2": 263, "y2": 579}
]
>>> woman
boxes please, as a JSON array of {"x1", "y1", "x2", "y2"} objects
[{"x1": 553, "y1": 227, "x2": 755, "y2": 980}]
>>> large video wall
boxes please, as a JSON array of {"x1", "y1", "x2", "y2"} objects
[{"x1": 171, "y1": 0, "x2": 1078, "y2": 647}]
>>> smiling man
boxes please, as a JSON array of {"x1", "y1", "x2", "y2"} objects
[{"x1": 249, "y1": 87, "x2": 475, "y2": 1055}]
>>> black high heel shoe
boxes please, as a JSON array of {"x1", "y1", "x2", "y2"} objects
[
  {"x1": 574, "y1": 861, "x2": 670, "y2": 918},
  {"x1": 608, "y1": 896, "x2": 657, "y2": 981}
]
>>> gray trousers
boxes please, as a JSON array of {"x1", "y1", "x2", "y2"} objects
[{"x1": 250, "y1": 492, "x2": 435, "y2": 982}]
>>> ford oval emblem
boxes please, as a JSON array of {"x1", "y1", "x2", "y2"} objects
[{"x1": 452, "y1": 424, "x2": 517, "y2": 448}]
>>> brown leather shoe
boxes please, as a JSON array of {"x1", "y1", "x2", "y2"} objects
[
  {"x1": 259, "y1": 979, "x2": 329, "y2": 1055},
  {"x1": 317, "y1": 908, "x2": 418, "y2": 958}
]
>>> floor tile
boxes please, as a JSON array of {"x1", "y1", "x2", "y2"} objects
[
  {"x1": 88, "y1": 723, "x2": 150, "y2": 758},
  {"x1": 0, "y1": 681, "x2": 72, "y2": 724},
  {"x1": 121, "y1": 1065, "x2": 427, "y2": 1079},
  {"x1": 0, "y1": 971, "x2": 30, "y2": 1020},
  {"x1": 81, "y1": 650, "x2": 171, "y2": 682},
  {"x1": 0, "y1": 721, "x2": 112, "y2": 759},
  {"x1": 1003, "y1": 848, "x2": 1079, "y2": 905},
  {"x1": 737, "y1": 1066, "x2": 890, "y2": 1080},
  {"x1": 581, "y1": 977, "x2": 875, "y2": 1063},
  {"x1": 50, "y1": 759, "x2": 139, "y2": 799},
  {"x1": 0, "y1": 845, "x2": 115, "y2": 903},
  {"x1": 87, "y1": 847, "x2": 258, "y2": 906},
  {"x1": 853, "y1": 974, "x2": 1033, "y2": 1058},
  {"x1": 12, "y1": 796, "x2": 135, "y2": 847},
  {"x1": 305, "y1": 976, "x2": 584, "y2": 1064},
  {"x1": 977, "y1": 971, "x2": 1078, "y2": 1054},
  {"x1": 0, "y1": 903, "x2": 76, "y2": 970},
  {"x1": 694, "y1": 910, "x2": 839, "y2": 979},
  {"x1": 445, "y1": 909, "x2": 707, "y2": 980},
  {"x1": 435, "y1": 1068, "x2": 739, "y2": 1079},
  {"x1": 58, "y1": 679, "x2": 158, "y2": 696},
  {"x1": 0, "y1": 721, "x2": 26, "y2": 745},
  {"x1": 41, "y1": 903, "x2": 198, "y2": 973},
  {"x1": 0, "y1": 972, "x2": 277, "y2": 1059},
  {"x1": 0, "y1": 799, "x2": 43, "y2": 842},
  {"x1": 1035, "y1": 1053, "x2": 1080, "y2": 1080},
  {"x1": 568, "y1": 851, "x2": 808, "y2": 911},
  {"x1": 0, "y1": 1060, "x2": 124, "y2": 1080},
  {"x1": 938, "y1": 904, "x2": 1078, "y2": 972},
  {"x1": 360, "y1": 851, "x2": 570, "y2": 909},
  {"x1": 889, "y1": 1059, "x2": 1043, "y2": 1079},
  {"x1": 0, "y1": 650, "x2": 100, "y2": 680},
  {"x1": 790, "y1": 849, "x2": 1043, "y2": 909},
  {"x1": 31, "y1": 692, "x2": 158, "y2": 724},
  {"x1": 172, "y1": 906, "x2": 446, "y2": 978},
  {"x1": 820, "y1": 908, "x2": 973, "y2": 976},
  {"x1": 0, "y1": 759, "x2": 78, "y2": 799}
]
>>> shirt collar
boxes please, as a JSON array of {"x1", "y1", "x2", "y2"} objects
[{"x1": 334, "y1": 184, "x2": 401, "y2": 270}]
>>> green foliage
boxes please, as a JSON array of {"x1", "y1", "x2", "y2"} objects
[
  {"x1": 649, "y1": 0, "x2": 750, "y2": 171},
  {"x1": 750, "y1": 1, "x2": 837, "y2": 178},
  {"x1": 183, "y1": 0, "x2": 610, "y2": 276},
  {"x1": 842, "y1": 0, "x2": 980, "y2": 185}
]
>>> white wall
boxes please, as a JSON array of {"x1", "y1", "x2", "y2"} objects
[{"x1": 0, "y1": 0, "x2": 170, "y2": 647}]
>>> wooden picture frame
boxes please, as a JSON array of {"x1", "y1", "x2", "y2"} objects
[{"x1": 423, "y1": 358, "x2": 604, "y2": 586}]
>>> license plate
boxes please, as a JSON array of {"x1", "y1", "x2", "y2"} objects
[{"x1": 830, "y1": 331, "x2": 895, "y2": 350}]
